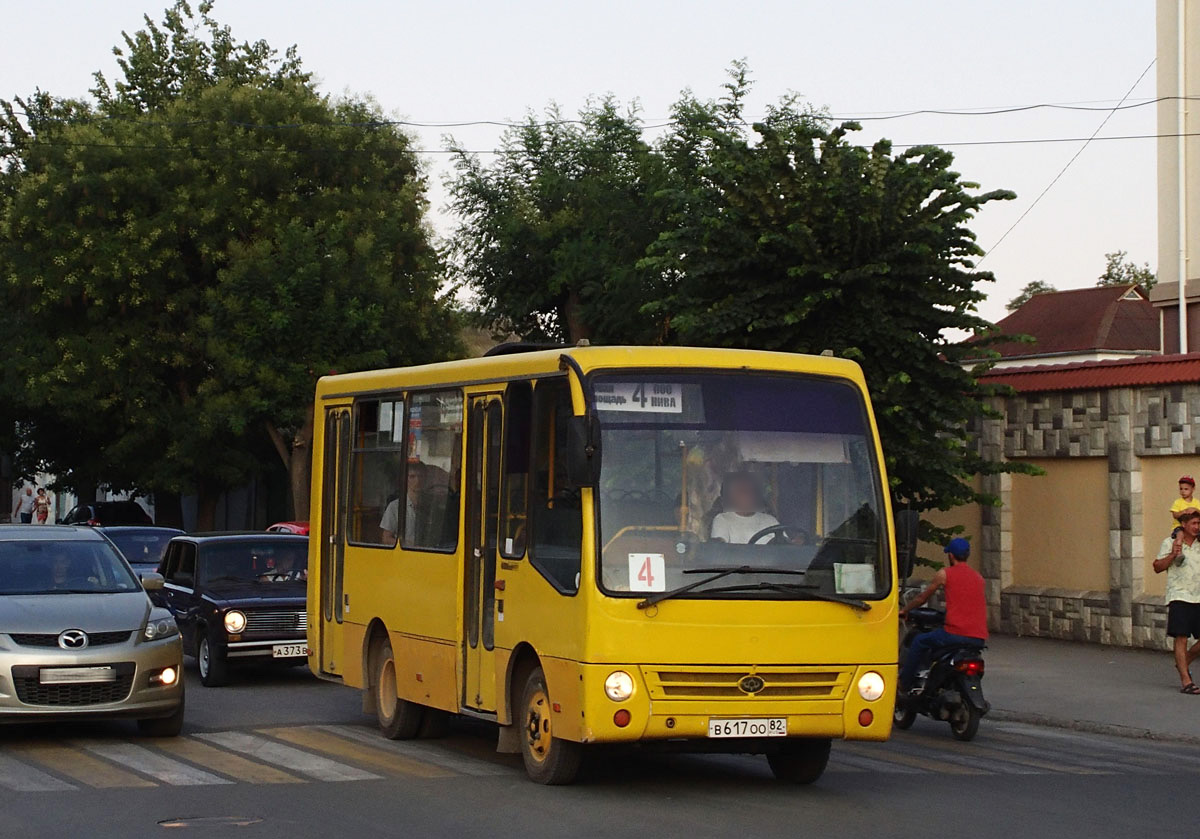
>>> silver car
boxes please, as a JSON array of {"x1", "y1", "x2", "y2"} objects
[{"x1": 0, "y1": 525, "x2": 184, "y2": 735}]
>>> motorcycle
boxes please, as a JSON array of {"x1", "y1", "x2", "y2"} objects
[{"x1": 895, "y1": 606, "x2": 989, "y2": 741}]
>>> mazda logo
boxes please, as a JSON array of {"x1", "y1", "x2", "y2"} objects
[
  {"x1": 58, "y1": 630, "x2": 89, "y2": 650},
  {"x1": 738, "y1": 674, "x2": 765, "y2": 694}
]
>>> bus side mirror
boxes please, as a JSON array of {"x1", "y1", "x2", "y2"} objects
[
  {"x1": 565, "y1": 415, "x2": 601, "y2": 487},
  {"x1": 894, "y1": 510, "x2": 920, "y2": 580}
]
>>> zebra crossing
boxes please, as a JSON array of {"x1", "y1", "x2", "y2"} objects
[{"x1": 0, "y1": 719, "x2": 1192, "y2": 792}]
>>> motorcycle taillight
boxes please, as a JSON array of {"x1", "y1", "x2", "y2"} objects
[{"x1": 956, "y1": 659, "x2": 985, "y2": 676}]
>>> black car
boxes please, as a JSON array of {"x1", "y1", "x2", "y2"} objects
[
  {"x1": 61, "y1": 500, "x2": 153, "y2": 526},
  {"x1": 152, "y1": 533, "x2": 308, "y2": 687},
  {"x1": 100, "y1": 526, "x2": 185, "y2": 575}
]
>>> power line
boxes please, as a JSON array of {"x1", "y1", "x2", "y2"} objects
[
  {"x1": 9, "y1": 95, "x2": 1188, "y2": 133},
  {"x1": 980, "y1": 58, "x2": 1157, "y2": 264},
  {"x1": 17, "y1": 129, "x2": 1199, "y2": 157}
]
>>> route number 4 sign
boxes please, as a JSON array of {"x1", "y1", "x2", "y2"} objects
[{"x1": 628, "y1": 553, "x2": 666, "y2": 592}]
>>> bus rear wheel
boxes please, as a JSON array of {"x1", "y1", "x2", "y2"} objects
[
  {"x1": 518, "y1": 666, "x2": 582, "y2": 785},
  {"x1": 767, "y1": 739, "x2": 831, "y2": 785},
  {"x1": 372, "y1": 636, "x2": 424, "y2": 740}
]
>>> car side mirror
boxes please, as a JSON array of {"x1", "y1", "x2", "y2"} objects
[
  {"x1": 894, "y1": 510, "x2": 920, "y2": 581},
  {"x1": 565, "y1": 415, "x2": 601, "y2": 487},
  {"x1": 140, "y1": 572, "x2": 165, "y2": 592}
]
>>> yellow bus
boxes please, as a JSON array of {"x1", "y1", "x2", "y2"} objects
[{"x1": 307, "y1": 345, "x2": 915, "y2": 785}]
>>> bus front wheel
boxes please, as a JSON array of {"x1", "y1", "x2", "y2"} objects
[
  {"x1": 372, "y1": 636, "x2": 424, "y2": 740},
  {"x1": 518, "y1": 666, "x2": 583, "y2": 785},
  {"x1": 767, "y1": 738, "x2": 831, "y2": 785}
]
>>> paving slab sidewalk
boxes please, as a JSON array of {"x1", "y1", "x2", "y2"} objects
[{"x1": 983, "y1": 634, "x2": 1200, "y2": 742}]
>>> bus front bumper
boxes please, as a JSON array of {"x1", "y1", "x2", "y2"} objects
[{"x1": 574, "y1": 662, "x2": 896, "y2": 745}]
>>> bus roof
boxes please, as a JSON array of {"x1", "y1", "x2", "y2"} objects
[{"x1": 314, "y1": 345, "x2": 867, "y2": 400}]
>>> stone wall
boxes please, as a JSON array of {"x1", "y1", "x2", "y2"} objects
[{"x1": 979, "y1": 384, "x2": 1200, "y2": 650}]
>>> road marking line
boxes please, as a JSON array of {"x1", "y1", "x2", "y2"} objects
[
  {"x1": 77, "y1": 741, "x2": 233, "y2": 786},
  {"x1": 888, "y1": 739, "x2": 1046, "y2": 777},
  {"x1": 196, "y1": 731, "x2": 380, "y2": 782},
  {"x1": 10, "y1": 743, "x2": 156, "y2": 789},
  {"x1": 840, "y1": 742, "x2": 987, "y2": 775},
  {"x1": 989, "y1": 725, "x2": 1198, "y2": 771},
  {"x1": 952, "y1": 741, "x2": 1108, "y2": 774},
  {"x1": 961, "y1": 735, "x2": 1157, "y2": 774},
  {"x1": 0, "y1": 752, "x2": 76, "y2": 791},
  {"x1": 316, "y1": 725, "x2": 510, "y2": 776},
  {"x1": 155, "y1": 737, "x2": 305, "y2": 784},
  {"x1": 260, "y1": 727, "x2": 455, "y2": 779},
  {"x1": 829, "y1": 748, "x2": 925, "y2": 773}
]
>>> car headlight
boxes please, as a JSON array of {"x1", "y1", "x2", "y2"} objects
[
  {"x1": 143, "y1": 615, "x2": 179, "y2": 642},
  {"x1": 604, "y1": 670, "x2": 635, "y2": 702},
  {"x1": 224, "y1": 610, "x2": 247, "y2": 634},
  {"x1": 857, "y1": 671, "x2": 885, "y2": 702}
]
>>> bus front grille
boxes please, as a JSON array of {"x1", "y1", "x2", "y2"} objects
[{"x1": 644, "y1": 667, "x2": 852, "y2": 700}]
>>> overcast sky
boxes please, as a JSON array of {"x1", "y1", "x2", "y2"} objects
[{"x1": 1, "y1": 0, "x2": 1161, "y2": 323}]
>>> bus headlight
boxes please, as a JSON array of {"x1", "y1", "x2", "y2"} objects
[
  {"x1": 604, "y1": 670, "x2": 635, "y2": 702},
  {"x1": 224, "y1": 610, "x2": 247, "y2": 634},
  {"x1": 857, "y1": 671, "x2": 885, "y2": 702}
]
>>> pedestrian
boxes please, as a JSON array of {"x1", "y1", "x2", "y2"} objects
[
  {"x1": 1170, "y1": 475, "x2": 1200, "y2": 535},
  {"x1": 12, "y1": 486, "x2": 35, "y2": 524},
  {"x1": 898, "y1": 537, "x2": 989, "y2": 693},
  {"x1": 32, "y1": 488, "x2": 52, "y2": 524},
  {"x1": 1153, "y1": 509, "x2": 1200, "y2": 694}
]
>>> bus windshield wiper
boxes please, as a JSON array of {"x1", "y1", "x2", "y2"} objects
[
  {"x1": 637, "y1": 565, "x2": 805, "y2": 609},
  {"x1": 678, "y1": 581, "x2": 872, "y2": 611}
]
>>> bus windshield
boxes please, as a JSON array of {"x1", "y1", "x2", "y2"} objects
[{"x1": 593, "y1": 373, "x2": 888, "y2": 602}]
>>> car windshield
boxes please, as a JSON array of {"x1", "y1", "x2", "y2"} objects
[
  {"x1": 0, "y1": 540, "x2": 142, "y2": 594},
  {"x1": 200, "y1": 541, "x2": 308, "y2": 584},
  {"x1": 107, "y1": 531, "x2": 176, "y2": 566},
  {"x1": 594, "y1": 373, "x2": 889, "y2": 601}
]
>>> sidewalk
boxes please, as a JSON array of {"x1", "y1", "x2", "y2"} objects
[{"x1": 983, "y1": 634, "x2": 1200, "y2": 742}]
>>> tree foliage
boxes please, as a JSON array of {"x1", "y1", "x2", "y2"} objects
[
  {"x1": 1097, "y1": 249, "x2": 1155, "y2": 290},
  {"x1": 0, "y1": 2, "x2": 459, "y2": 525},
  {"x1": 453, "y1": 64, "x2": 1024, "y2": 520},
  {"x1": 1006, "y1": 279, "x2": 1058, "y2": 312},
  {"x1": 449, "y1": 100, "x2": 672, "y2": 344}
]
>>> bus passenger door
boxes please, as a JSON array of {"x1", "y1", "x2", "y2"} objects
[
  {"x1": 464, "y1": 395, "x2": 502, "y2": 712},
  {"x1": 319, "y1": 407, "x2": 350, "y2": 677}
]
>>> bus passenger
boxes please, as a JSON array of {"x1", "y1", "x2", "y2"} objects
[
  {"x1": 710, "y1": 472, "x2": 780, "y2": 545},
  {"x1": 380, "y1": 464, "x2": 424, "y2": 544}
]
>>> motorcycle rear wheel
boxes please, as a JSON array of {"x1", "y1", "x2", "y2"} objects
[
  {"x1": 949, "y1": 704, "x2": 981, "y2": 741},
  {"x1": 893, "y1": 704, "x2": 916, "y2": 730}
]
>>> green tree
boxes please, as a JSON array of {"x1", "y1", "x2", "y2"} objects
[
  {"x1": 0, "y1": 2, "x2": 459, "y2": 526},
  {"x1": 1097, "y1": 250, "x2": 1156, "y2": 290},
  {"x1": 449, "y1": 99, "x2": 672, "y2": 344},
  {"x1": 643, "y1": 67, "x2": 1022, "y2": 517},
  {"x1": 1006, "y1": 279, "x2": 1058, "y2": 312}
]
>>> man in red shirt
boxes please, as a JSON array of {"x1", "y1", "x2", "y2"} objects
[{"x1": 898, "y1": 537, "x2": 989, "y2": 692}]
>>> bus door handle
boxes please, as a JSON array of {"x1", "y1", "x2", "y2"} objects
[{"x1": 494, "y1": 580, "x2": 506, "y2": 591}]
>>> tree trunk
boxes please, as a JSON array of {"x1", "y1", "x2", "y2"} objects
[
  {"x1": 267, "y1": 410, "x2": 314, "y2": 522},
  {"x1": 561, "y1": 290, "x2": 593, "y2": 345},
  {"x1": 195, "y1": 483, "x2": 219, "y2": 532}
]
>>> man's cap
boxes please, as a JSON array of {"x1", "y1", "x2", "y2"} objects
[
  {"x1": 1182, "y1": 476, "x2": 1196, "y2": 486},
  {"x1": 944, "y1": 537, "x2": 971, "y2": 558}
]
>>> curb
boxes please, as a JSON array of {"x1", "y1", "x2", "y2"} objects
[{"x1": 989, "y1": 708, "x2": 1200, "y2": 746}]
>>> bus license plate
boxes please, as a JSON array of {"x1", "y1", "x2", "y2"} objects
[
  {"x1": 707, "y1": 718, "x2": 787, "y2": 738},
  {"x1": 271, "y1": 643, "x2": 308, "y2": 658}
]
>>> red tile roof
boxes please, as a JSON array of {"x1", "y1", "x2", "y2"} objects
[
  {"x1": 982, "y1": 284, "x2": 1159, "y2": 359},
  {"x1": 980, "y1": 354, "x2": 1200, "y2": 393}
]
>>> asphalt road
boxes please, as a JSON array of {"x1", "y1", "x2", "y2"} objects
[{"x1": 0, "y1": 661, "x2": 1190, "y2": 839}]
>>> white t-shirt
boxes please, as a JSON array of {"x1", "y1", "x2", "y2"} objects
[
  {"x1": 710, "y1": 511, "x2": 780, "y2": 545},
  {"x1": 379, "y1": 498, "x2": 416, "y2": 543}
]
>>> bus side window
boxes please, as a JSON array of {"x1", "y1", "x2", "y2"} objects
[
  {"x1": 529, "y1": 379, "x2": 581, "y2": 594},
  {"x1": 501, "y1": 381, "x2": 532, "y2": 558},
  {"x1": 348, "y1": 398, "x2": 406, "y2": 547},
  {"x1": 404, "y1": 390, "x2": 464, "y2": 552}
]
